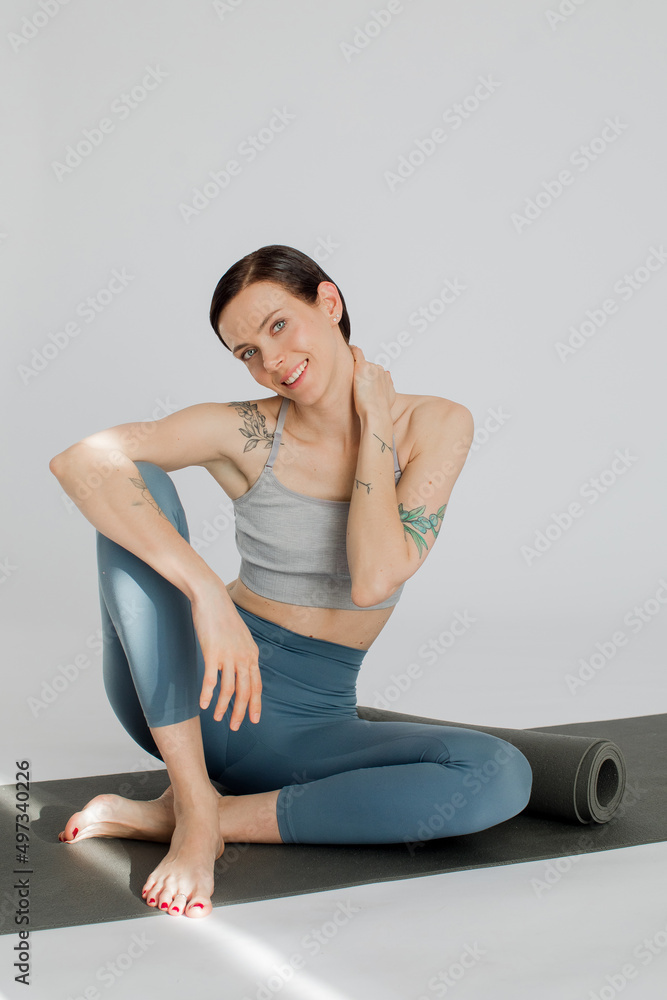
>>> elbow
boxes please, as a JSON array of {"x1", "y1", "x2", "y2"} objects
[
  {"x1": 49, "y1": 442, "x2": 83, "y2": 481},
  {"x1": 49, "y1": 453, "x2": 65, "y2": 480},
  {"x1": 350, "y1": 575, "x2": 397, "y2": 609}
]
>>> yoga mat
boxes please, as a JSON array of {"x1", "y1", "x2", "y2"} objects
[{"x1": 1, "y1": 712, "x2": 663, "y2": 933}]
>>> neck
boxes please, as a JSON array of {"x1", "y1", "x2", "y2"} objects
[{"x1": 284, "y1": 347, "x2": 362, "y2": 449}]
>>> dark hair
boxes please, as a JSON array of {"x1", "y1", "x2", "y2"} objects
[{"x1": 209, "y1": 244, "x2": 351, "y2": 350}]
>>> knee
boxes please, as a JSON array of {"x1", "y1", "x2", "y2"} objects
[
  {"x1": 466, "y1": 733, "x2": 533, "y2": 818},
  {"x1": 498, "y1": 741, "x2": 532, "y2": 815},
  {"x1": 133, "y1": 461, "x2": 188, "y2": 537},
  {"x1": 134, "y1": 460, "x2": 171, "y2": 490}
]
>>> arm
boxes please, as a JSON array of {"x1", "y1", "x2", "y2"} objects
[
  {"x1": 49, "y1": 402, "x2": 262, "y2": 727},
  {"x1": 346, "y1": 350, "x2": 474, "y2": 607},
  {"x1": 50, "y1": 403, "x2": 232, "y2": 603}
]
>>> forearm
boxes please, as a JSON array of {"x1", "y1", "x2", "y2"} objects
[
  {"x1": 346, "y1": 405, "x2": 408, "y2": 607},
  {"x1": 50, "y1": 443, "x2": 230, "y2": 607}
]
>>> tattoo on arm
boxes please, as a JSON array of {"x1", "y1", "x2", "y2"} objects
[
  {"x1": 399, "y1": 502, "x2": 447, "y2": 557},
  {"x1": 228, "y1": 400, "x2": 274, "y2": 452},
  {"x1": 355, "y1": 479, "x2": 372, "y2": 494},
  {"x1": 372, "y1": 433, "x2": 392, "y2": 454},
  {"x1": 129, "y1": 476, "x2": 169, "y2": 520}
]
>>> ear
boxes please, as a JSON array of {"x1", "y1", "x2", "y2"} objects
[{"x1": 317, "y1": 280, "x2": 341, "y2": 319}]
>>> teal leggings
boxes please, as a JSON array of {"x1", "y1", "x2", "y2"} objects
[{"x1": 97, "y1": 462, "x2": 532, "y2": 845}]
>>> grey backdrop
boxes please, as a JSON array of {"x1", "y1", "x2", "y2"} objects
[{"x1": 2, "y1": 0, "x2": 666, "y2": 784}]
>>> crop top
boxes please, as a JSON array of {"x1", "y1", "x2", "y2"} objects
[{"x1": 231, "y1": 395, "x2": 406, "y2": 610}]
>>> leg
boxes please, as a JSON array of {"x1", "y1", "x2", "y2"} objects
[
  {"x1": 203, "y1": 610, "x2": 533, "y2": 846},
  {"x1": 273, "y1": 721, "x2": 533, "y2": 845},
  {"x1": 61, "y1": 462, "x2": 282, "y2": 918}
]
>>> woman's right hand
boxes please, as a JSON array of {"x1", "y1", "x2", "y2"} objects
[{"x1": 190, "y1": 581, "x2": 262, "y2": 730}]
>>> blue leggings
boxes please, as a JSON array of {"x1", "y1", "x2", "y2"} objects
[{"x1": 97, "y1": 461, "x2": 533, "y2": 845}]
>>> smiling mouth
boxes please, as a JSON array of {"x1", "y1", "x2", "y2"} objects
[{"x1": 282, "y1": 359, "x2": 309, "y2": 385}]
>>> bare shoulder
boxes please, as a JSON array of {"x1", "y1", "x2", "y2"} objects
[
  {"x1": 396, "y1": 392, "x2": 473, "y2": 457},
  {"x1": 222, "y1": 395, "x2": 282, "y2": 441},
  {"x1": 202, "y1": 394, "x2": 282, "y2": 496},
  {"x1": 183, "y1": 395, "x2": 280, "y2": 461},
  {"x1": 159, "y1": 396, "x2": 280, "y2": 466},
  {"x1": 406, "y1": 392, "x2": 471, "y2": 418}
]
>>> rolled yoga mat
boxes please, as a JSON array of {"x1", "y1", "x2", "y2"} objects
[
  {"x1": 2, "y1": 711, "x2": 662, "y2": 933},
  {"x1": 356, "y1": 706, "x2": 627, "y2": 824}
]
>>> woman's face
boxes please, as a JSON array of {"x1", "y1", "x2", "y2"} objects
[{"x1": 218, "y1": 280, "x2": 342, "y2": 395}]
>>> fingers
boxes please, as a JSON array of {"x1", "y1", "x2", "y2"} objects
[
  {"x1": 199, "y1": 668, "x2": 219, "y2": 712},
  {"x1": 248, "y1": 672, "x2": 263, "y2": 724},
  {"x1": 212, "y1": 672, "x2": 236, "y2": 723},
  {"x1": 225, "y1": 662, "x2": 263, "y2": 730},
  {"x1": 200, "y1": 656, "x2": 263, "y2": 728},
  {"x1": 226, "y1": 672, "x2": 250, "y2": 731},
  {"x1": 199, "y1": 659, "x2": 234, "y2": 718}
]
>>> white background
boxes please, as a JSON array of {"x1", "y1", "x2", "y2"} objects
[{"x1": 1, "y1": 1, "x2": 666, "y2": 998}]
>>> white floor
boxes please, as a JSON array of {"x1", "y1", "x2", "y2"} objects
[
  {"x1": 1, "y1": 724, "x2": 666, "y2": 1000},
  {"x1": 2, "y1": 621, "x2": 665, "y2": 999},
  {"x1": 1, "y1": 841, "x2": 666, "y2": 1000}
]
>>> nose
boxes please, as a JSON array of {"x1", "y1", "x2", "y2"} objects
[{"x1": 263, "y1": 351, "x2": 284, "y2": 375}]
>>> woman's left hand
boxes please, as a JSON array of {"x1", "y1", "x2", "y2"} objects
[{"x1": 349, "y1": 344, "x2": 396, "y2": 417}]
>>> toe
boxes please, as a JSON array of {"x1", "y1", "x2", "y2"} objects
[
  {"x1": 60, "y1": 823, "x2": 79, "y2": 843},
  {"x1": 156, "y1": 889, "x2": 173, "y2": 912},
  {"x1": 143, "y1": 876, "x2": 160, "y2": 907},
  {"x1": 169, "y1": 895, "x2": 187, "y2": 916},
  {"x1": 185, "y1": 896, "x2": 212, "y2": 918}
]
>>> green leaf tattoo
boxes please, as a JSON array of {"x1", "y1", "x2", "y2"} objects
[
  {"x1": 398, "y1": 502, "x2": 447, "y2": 558},
  {"x1": 228, "y1": 400, "x2": 274, "y2": 453}
]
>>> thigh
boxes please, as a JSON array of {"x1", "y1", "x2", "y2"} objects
[{"x1": 214, "y1": 710, "x2": 520, "y2": 794}]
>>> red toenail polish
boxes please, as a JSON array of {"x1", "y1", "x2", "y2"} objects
[
  {"x1": 173, "y1": 907, "x2": 179, "y2": 912},
  {"x1": 71, "y1": 828, "x2": 78, "y2": 838},
  {"x1": 148, "y1": 898, "x2": 155, "y2": 904},
  {"x1": 161, "y1": 903, "x2": 168, "y2": 909},
  {"x1": 192, "y1": 903, "x2": 204, "y2": 909}
]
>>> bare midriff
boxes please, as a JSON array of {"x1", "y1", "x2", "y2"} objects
[{"x1": 225, "y1": 577, "x2": 395, "y2": 651}]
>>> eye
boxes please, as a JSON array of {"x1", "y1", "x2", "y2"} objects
[{"x1": 240, "y1": 319, "x2": 286, "y2": 362}]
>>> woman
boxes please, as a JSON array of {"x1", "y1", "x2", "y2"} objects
[{"x1": 50, "y1": 245, "x2": 532, "y2": 919}]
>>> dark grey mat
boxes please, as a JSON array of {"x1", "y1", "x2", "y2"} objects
[{"x1": 1, "y1": 711, "x2": 663, "y2": 933}]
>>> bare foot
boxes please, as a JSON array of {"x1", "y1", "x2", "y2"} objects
[
  {"x1": 58, "y1": 786, "x2": 176, "y2": 845},
  {"x1": 58, "y1": 783, "x2": 279, "y2": 919},
  {"x1": 141, "y1": 788, "x2": 224, "y2": 918}
]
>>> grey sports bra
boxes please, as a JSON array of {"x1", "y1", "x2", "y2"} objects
[{"x1": 231, "y1": 396, "x2": 406, "y2": 610}]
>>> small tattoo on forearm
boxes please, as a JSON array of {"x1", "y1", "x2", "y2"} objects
[
  {"x1": 129, "y1": 476, "x2": 169, "y2": 520},
  {"x1": 355, "y1": 479, "x2": 373, "y2": 494},
  {"x1": 372, "y1": 433, "x2": 392, "y2": 454},
  {"x1": 228, "y1": 400, "x2": 274, "y2": 453}
]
